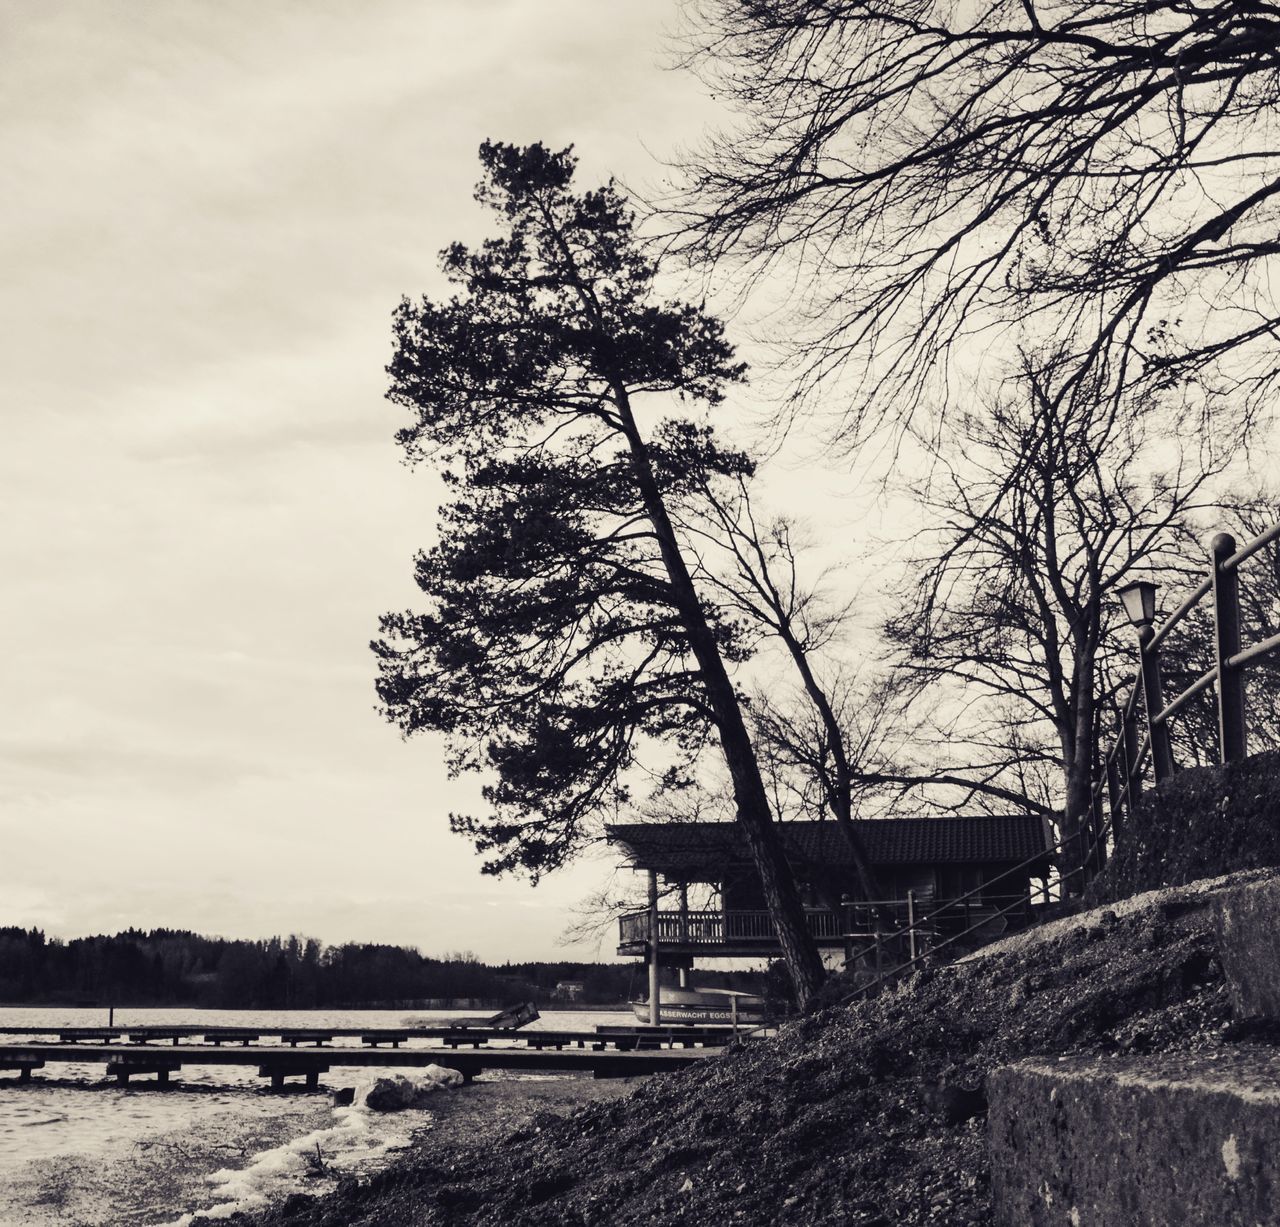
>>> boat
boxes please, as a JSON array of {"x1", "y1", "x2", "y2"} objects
[
  {"x1": 402, "y1": 1001, "x2": 540, "y2": 1030},
  {"x1": 443, "y1": 1001, "x2": 540, "y2": 1030},
  {"x1": 630, "y1": 986, "x2": 769, "y2": 1026}
]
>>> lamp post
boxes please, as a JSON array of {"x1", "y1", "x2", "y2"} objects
[
  {"x1": 1117, "y1": 579, "x2": 1175, "y2": 784},
  {"x1": 1210, "y1": 533, "x2": 1248, "y2": 764}
]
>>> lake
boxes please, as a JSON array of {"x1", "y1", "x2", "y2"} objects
[{"x1": 0, "y1": 1005, "x2": 632, "y2": 1225}]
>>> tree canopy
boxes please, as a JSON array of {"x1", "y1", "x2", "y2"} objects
[{"x1": 374, "y1": 141, "x2": 828, "y2": 1002}]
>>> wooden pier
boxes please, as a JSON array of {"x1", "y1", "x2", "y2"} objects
[
  {"x1": 0, "y1": 1022, "x2": 733, "y2": 1050},
  {"x1": 0, "y1": 1023, "x2": 732, "y2": 1089},
  {"x1": 0, "y1": 1038, "x2": 711, "y2": 1088}
]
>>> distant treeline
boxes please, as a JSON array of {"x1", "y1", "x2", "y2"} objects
[{"x1": 0, "y1": 927, "x2": 760, "y2": 1009}]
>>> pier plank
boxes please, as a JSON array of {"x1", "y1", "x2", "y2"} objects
[
  {"x1": 0, "y1": 1041, "x2": 709, "y2": 1083},
  {"x1": 0, "y1": 1024, "x2": 732, "y2": 1050}
]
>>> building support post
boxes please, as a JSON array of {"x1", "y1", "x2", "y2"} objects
[
  {"x1": 648, "y1": 870, "x2": 660, "y2": 1026},
  {"x1": 678, "y1": 882, "x2": 690, "y2": 988}
]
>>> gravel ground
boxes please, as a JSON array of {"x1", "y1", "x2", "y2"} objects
[{"x1": 219, "y1": 873, "x2": 1273, "y2": 1227}]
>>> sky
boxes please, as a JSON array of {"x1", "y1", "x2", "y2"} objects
[{"x1": 0, "y1": 0, "x2": 751, "y2": 962}]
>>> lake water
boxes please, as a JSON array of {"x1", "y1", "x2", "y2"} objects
[{"x1": 0, "y1": 1005, "x2": 632, "y2": 1226}]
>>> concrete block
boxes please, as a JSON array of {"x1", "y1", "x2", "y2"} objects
[
  {"x1": 1214, "y1": 876, "x2": 1280, "y2": 1019},
  {"x1": 989, "y1": 1051, "x2": 1280, "y2": 1226}
]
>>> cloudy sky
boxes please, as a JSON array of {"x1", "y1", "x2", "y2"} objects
[{"x1": 1, "y1": 1, "x2": 737, "y2": 961}]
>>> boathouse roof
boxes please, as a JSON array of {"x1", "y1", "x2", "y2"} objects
[{"x1": 606, "y1": 816, "x2": 1053, "y2": 876}]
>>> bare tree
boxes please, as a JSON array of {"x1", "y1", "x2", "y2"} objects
[
  {"x1": 674, "y1": 0, "x2": 1280, "y2": 435},
  {"x1": 675, "y1": 482, "x2": 891, "y2": 911},
  {"x1": 876, "y1": 354, "x2": 1236, "y2": 883},
  {"x1": 672, "y1": 446, "x2": 1061, "y2": 900}
]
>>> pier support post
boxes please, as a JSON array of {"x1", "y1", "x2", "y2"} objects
[{"x1": 648, "y1": 869, "x2": 661, "y2": 1026}]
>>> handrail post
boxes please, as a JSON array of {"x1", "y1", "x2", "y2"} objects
[
  {"x1": 1105, "y1": 754, "x2": 1122, "y2": 837},
  {"x1": 677, "y1": 883, "x2": 690, "y2": 989},
  {"x1": 1138, "y1": 624, "x2": 1175, "y2": 783},
  {"x1": 1211, "y1": 532, "x2": 1248, "y2": 764},
  {"x1": 1122, "y1": 706, "x2": 1142, "y2": 806}
]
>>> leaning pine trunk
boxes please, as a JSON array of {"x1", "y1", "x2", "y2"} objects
[{"x1": 614, "y1": 388, "x2": 827, "y2": 1007}]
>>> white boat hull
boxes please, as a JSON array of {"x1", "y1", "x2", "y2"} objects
[{"x1": 630, "y1": 988, "x2": 769, "y2": 1026}]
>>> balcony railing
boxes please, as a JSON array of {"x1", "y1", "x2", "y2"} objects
[{"x1": 618, "y1": 896, "x2": 1030, "y2": 948}]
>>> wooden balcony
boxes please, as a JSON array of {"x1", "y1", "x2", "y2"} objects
[{"x1": 617, "y1": 896, "x2": 1031, "y2": 959}]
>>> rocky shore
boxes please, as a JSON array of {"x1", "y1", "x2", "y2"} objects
[{"x1": 208, "y1": 871, "x2": 1272, "y2": 1227}]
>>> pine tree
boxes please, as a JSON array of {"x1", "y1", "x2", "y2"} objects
[{"x1": 374, "y1": 142, "x2": 826, "y2": 1004}]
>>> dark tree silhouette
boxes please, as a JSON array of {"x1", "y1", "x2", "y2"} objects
[
  {"x1": 0, "y1": 925, "x2": 713, "y2": 1008},
  {"x1": 372, "y1": 142, "x2": 827, "y2": 1003}
]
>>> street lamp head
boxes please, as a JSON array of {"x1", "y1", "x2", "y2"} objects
[{"x1": 1117, "y1": 578, "x2": 1158, "y2": 629}]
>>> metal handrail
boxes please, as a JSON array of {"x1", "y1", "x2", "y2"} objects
[
  {"x1": 1223, "y1": 522, "x2": 1280, "y2": 572},
  {"x1": 846, "y1": 798, "x2": 1125, "y2": 1005},
  {"x1": 1091, "y1": 519, "x2": 1280, "y2": 856},
  {"x1": 1152, "y1": 665, "x2": 1217, "y2": 727},
  {"x1": 1124, "y1": 678, "x2": 1142, "y2": 718},
  {"x1": 1230, "y1": 630, "x2": 1280, "y2": 671},
  {"x1": 843, "y1": 892, "x2": 1054, "y2": 1003},
  {"x1": 1148, "y1": 576, "x2": 1212, "y2": 651}
]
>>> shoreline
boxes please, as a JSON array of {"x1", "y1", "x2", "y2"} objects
[
  {"x1": 194, "y1": 1073, "x2": 641, "y2": 1225},
  {"x1": 189, "y1": 877, "x2": 1252, "y2": 1227},
  {"x1": 0, "y1": 1001, "x2": 636, "y2": 1014},
  {"x1": 0, "y1": 1059, "x2": 638, "y2": 1226}
]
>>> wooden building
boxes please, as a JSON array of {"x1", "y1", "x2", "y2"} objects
[{"x1": 608, "y1": 816, "x2": 1053, "y2": 1013}]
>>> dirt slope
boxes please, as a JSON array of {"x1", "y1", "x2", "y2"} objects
[{"x1": 223, "y1": 874, "x2": 1268, "y2": 1227}]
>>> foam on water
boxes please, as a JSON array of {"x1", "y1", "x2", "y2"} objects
[{"x1": 164, "y1": 1100, "x2": 413, "y2": 1223}]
